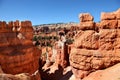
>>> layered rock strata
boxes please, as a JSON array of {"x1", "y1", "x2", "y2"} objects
[
  {"x1": 70, "y1": 8, "x2": 120, "y2": 79},
  {"x1": 0, "y1": 20, "x2": 41, "y2": 80}
]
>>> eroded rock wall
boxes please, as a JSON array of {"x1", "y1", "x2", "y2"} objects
[
  {"x1": 0, "y1": 20, "x2": 41, "y2": 80},
  {"x1": 69, "y1": 8, "x2": 120, "y2": 79}
]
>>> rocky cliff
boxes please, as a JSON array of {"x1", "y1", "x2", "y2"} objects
[
  {"x1": 0, "y1": 20, "x2": 41, "y2": 80},
  {"x1": 70, "y1": 8, "x2": 120, "y2": 79}
]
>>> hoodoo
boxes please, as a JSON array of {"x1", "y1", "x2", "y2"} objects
[
  {"x1": 0, "y1": 20, "x2": 41, "y2": 80},
  {"x1": 70, "y1": 8, "x2": 120, "y2": 80}
]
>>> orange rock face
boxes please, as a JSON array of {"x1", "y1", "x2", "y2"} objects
[
  {"x1": 70, "y1": 8, "x2": 120, "y2": 79},
  {"x1": 115, "y1": 9, "x2": 120, "y2": 19},
  {"x1": 118, "y1": 20, "x2": 120, "y2": 28},
  {"x1": 101, "y1": 12, "x2": 116, "y2": 20},
  {"x1": 79, "y1": 13, "x2": 94, "y2": 22},
  {"x1": 0, "y1": 73, "x2": 31, "y2": 80},
  {"x1": 78, "y1": 13, "x2": 95, "y2": 30},
  {"x1": 79, "y1": 21, "x2": 95, "y2": 30},
  {"x1": 83, "y1": 63, "x2": 120, "y2": 80},
  {"x1": 100, "y1": 20, "x2": 118, "y2": 29},
  {"x1": 74, "y1": 30, "x2": 98, "y2": 49},
  {"x1": 0, "y1": 20, "x2": 41, "y2": 80}
]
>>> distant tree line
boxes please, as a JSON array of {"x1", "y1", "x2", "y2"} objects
[{"x1": 33, "y1": 35, "x2": 59, "y2": 47}]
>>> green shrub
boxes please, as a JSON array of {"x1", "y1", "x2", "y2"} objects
[
  {"x1": 66, "y1": 39, "x2": 74, "y2": 44},
  {"x1": 38, "y1": 36, "x2": 42, "y2": 40},
  {"x1": 46, "y1": 42, "x2": 53, "y2": 47},
  {"x1": 33, "y1": 36, "x2": 38, "y2": 41}
]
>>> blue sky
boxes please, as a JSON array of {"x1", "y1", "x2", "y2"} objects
[{"x1": 0, "y1": 0, "x2": 120, "y2": 25}]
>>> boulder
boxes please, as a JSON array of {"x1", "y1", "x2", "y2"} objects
[{"x1": 79, "y1": 13, "x2": 94, "y2": 22}]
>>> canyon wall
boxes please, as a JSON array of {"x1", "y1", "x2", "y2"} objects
[
  {"x1": 70, "y1": 8, "x2": 120, "y2": 79},
  {"x1": 0, "y1": 20, "x2": 41, "y2": 80}
]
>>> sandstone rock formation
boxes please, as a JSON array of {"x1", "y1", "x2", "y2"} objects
[
  {"x1": 83, "y1": 63, "x2": 120, "y2": 80},
  {"x1": 40, "y1": 35, "x2": 71, "y2": 80},
  {"x1": 79, "y1": 13, "x2": 94, "y2": 22},
  {"x1": 70, "y1": 8, "x2": 120, "y2": 79},
  {"x1": 0, "y1": 20, "x2": 41, "y2": 80},
  {"x1": 42, "y1": 35, "x2": 69, "y2": 69},
  {"x1": 0, "y1": 66, "x2": 3, "y2": 73},
  {"x1": 0, "y1": 73, "x2": 31, "y2": 80},
  {"x1": 78, "y1": 13, "x2": 95, "y2": 30}
]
